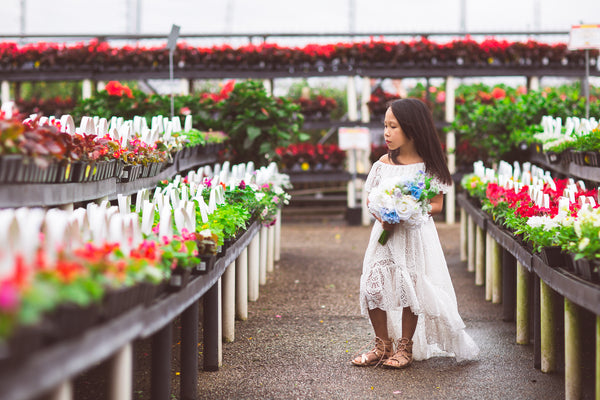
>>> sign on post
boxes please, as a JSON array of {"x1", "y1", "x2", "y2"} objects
[
  {"x1": 166, "y1": 24, "x2": 181, "y2": 52},
  {"x1": 568, "y1": 24, "x2": 600, "y2": 118},
  {"x1": 338, "y1": 127, "x2": 370, "y2": 151},
  {"x1": 167, "y1": 24, "x2": 181, "y2": 119},
  {"x1": 568, "y1": 24, "x2": 600, "y2": 50}
]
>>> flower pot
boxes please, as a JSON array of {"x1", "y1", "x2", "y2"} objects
[
  {"x1": 574, "y1": 257, "x2": 597, "y2": 282},
  {"x1": 539, "y1": 246, "x2": 564, "y2": 268},
  {"x1": 168, "y1": 267, "x2": 192, "y2": 292},
  {"x1": 1, "y1": 321, "x2": 49, "y2": 366},
  {"x1": 70, "y1": 162, "x2": 88, "y2": 183},
  {"x1": 120, "y1": 164, "x2": 141, "y2": 182},
  {"x1": 545, "y1": 151, "x2": 562, "y2": 165},
  {"x1": 0, "y1": 155, "x2": 23, "y2": 183},
  {"x1": 140, "y1": 164, "x2": 150, "y2": 178},
  {"x1": 138, "y1": 282, "x2": 160, "y2": 305},
  {"x1": 47, "y1": 302, "x2": 100, "y2": 342},
  {"x1": 193, "y1": 254, "x2": 216, "y2": 275},
  {"x1": 100, "y1": 285, "x2": 142, "y2": 320},
  {"x1": 55, "y1": 162, "x2": 73, "y2": 183},
  {"x1": 570, "y1": 150, "x2": 586, "y2": 166},
  {"x1": 584, "y1": 151, "x2": 600, "y2": 167}
]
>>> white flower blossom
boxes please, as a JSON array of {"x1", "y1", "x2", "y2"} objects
[{"x1": 579, "y1": 237, "x2": 590, "y2": 251}]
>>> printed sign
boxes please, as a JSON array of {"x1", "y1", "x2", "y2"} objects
[
  {"x1": 568, "y1": 24, "x2": 600, "y2": 50},
  {"x1": 166, "y1": 24, "x2": 181, "y2": 52},
  {"x1": 338, "y1": 127, "x2": 370, "y2": 150}
]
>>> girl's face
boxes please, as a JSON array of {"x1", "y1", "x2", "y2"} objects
[{"x1": 383, "y1": 107, "x2": 411, "y2": 151}]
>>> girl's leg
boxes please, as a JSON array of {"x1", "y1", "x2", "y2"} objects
[
  {"x1": 368, "y1": 308, "x2": 389, "y2": 340},
  {"x1": 383, "y1": 307, "x2": 417, "y2": 369},
  {"x1": 401, "y1": 306, "x2": 418, "y2": 339},
  {"x1": 352, "y1": 308, "x2": 392, "y2": 366}
]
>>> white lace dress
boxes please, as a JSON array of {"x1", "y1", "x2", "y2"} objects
[{"x1": 360, "y1": 161, "x2": 479, "y2": 362}]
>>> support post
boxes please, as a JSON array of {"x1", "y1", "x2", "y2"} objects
[
  {"x1": 540, "y1": 280, "x2": 557, "y2": 373},
  {"x1": 1, "y1": 81, "x2": 10, "y2": 104},
  {"x1": 491, "y1": 240, "x2": 502, "y2": 304},
  {"x1": 485, "y1": 232, "x2": 494, "y2": 300},
  {"x1": 467, "y1": 214, "x2": 475, "y2": 272},
  {"x1": 151, "y1": 323, "x2": 172, "y2": 400},
  {"x1": 203, "y1": 282, "x2": 219, "y2": 371},
  {"x1": 502, "y1": 249, "x2": 516, "y2": 320},
  {"x1": 361, "y1": 77, "x2": 371, "y2": 123},
  {"x1": 263, "y1": 79, "x2": 273, "y2": 96},
  {"x1": 181, "y1": 301, "x2": 199, "y2": 400},
  {"x1": 50, "y1": 382, "x2": 73, "y2": 400},
  {"x1": 347, "y1": 149, "x2": 357, "y2": 208},
  {"x1": 109, "y1": 344, "x2": 132, "y2": 400},
  {"x1": 347, "y1": 76, "x2": 358, "y2": 122},
  {"x1": 248, "y1": 234, "x2": 260, "y2": 301},
  {"x1": 444, "y1": 75, "x2": 456, "y2": 224},
  {"x1": 82, "y1": 79, "x2": 93, "y2": 99},
  {"x1": 460, "y1": 208, "x2": 467, "y2": 262},
  {"x1": 236, "y1": 247, "x2": 248, "y2": 320},
  {"x1": 475, "y1": 225, "x2": 485, "y2": 285},
  {"x1": 527, "y1": 76, "x2": 540, "y2": 92},
  {"x1": 534, "y1": 274, "x2": 541, "y2": 369},
  {"x1": 259, "y1": 226, "x2": 268, "y2": 285},
  {"x1": 267, "y1": 226, "x2": 275, "y2": 273},
  {"x1": 516, "y1": 262, "x2": 530, "y2": 345},
  {"x1": 222, "y1": 262, "x2": 236, "y2": 343},
  {"x1": 274, "y1": 208, "x2": 281, "y2": 263},
  {"x1": 564, "y1": 298, "x2": 582, "y2": 400}
]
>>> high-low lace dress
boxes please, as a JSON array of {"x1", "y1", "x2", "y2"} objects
[{"x1": 360, "y1": 161, "x2": 479, "y2": 362}]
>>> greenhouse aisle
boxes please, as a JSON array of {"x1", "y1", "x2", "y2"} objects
[{"x1": 188, "y1": 218, "x2": 572, "y2": 400}]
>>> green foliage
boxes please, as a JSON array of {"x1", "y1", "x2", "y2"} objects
[
  {"x1": 213, "y1": 80, "x2": 308, "y2": 165},
  {"x1": 286, "y1": 79, "x2": 348, "y2": 120},
  {"x1": 450, "y1": 84, "x2": 600, "y2": 165}
]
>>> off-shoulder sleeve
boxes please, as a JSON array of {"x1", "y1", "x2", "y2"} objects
[{"x1": 364, "y1": 162, "x2": 382, "y2": 194}]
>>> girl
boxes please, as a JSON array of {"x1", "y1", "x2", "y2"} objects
[{"x1": 352, "y1": 98, "x2": 479, "y2": 368}]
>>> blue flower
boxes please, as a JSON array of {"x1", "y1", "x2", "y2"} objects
[
  {"x1": 410, "y1": 184, "x2": 423, "y2": 200},
  {"x1": 381, "y1": 208, "x2": 401, "y2": 224}
]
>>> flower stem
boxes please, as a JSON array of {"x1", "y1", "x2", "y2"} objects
[{"x1": 378, "y1": 230, "x2": 390, "y2": 245}]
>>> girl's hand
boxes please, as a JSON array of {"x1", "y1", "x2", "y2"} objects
[{"x1": 381, "y1": 221, "x2": 395, "y2": 231}]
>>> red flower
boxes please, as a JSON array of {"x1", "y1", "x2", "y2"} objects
[
  {"x1": 491, "y1": 87, "x2": 506, "y2": 100},
  {"x1": 104, "y1": 81, "x2": 134, "y2": 98}
]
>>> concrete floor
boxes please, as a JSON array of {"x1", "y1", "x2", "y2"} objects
[{"x1": 191, "y1": 218, "x2": 569, "y2": 400}]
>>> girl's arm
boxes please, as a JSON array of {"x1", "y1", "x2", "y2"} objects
[{"x1": 429, "y1": 193, "x2": 444, "y2": 215}]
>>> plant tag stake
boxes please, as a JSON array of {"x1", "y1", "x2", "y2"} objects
[{"x1": 159, "y1": 204, "x2": 173, "y2": 240}]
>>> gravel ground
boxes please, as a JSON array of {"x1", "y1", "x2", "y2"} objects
[{"x1": 186, "y1": 218, "x2": 568, "y2": 400}]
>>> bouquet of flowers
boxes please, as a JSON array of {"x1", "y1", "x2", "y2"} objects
[{"x1": 369, "y1": 171, "x2": 441, "y2": 244}]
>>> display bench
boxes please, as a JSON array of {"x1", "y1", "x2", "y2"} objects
[
  {"x1": 0, "y1": 221, "x2": 259, "y2": 400},
  {"x1": 0, "y1": 151, "x2": 217, "y2": 208},
  {"x1": 458, "y1": 191, "x2": 600, "y2": 400},
  {"x1": 0, "y1": 148, "x2": 281, "y2": 400}
]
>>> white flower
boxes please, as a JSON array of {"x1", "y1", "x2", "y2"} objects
[
  {"x1": 527, "y1": 216, "x2": 549, "y2": 229},
  {"x1": 394, "y1": 195, "x2": 419, "y2": 220},
  {"x1": 579, "y1": 237, "x2": 590, "y2": 251}
]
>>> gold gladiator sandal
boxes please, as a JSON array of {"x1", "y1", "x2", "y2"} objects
[
  {"x1": 383, "y1": 337, "x2": 413, "y2": 369},
  {"x1": 351, "y1": 337, "x2": 393, "y2": 367}
]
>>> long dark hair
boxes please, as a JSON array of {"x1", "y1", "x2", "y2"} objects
[{"x1": 387, "y1": 98, "x2": 452, "y2": 186}]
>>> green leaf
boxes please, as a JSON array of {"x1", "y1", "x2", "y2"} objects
[{"x1": 247, "y1": 126, "x2": 261, "y2": 141}]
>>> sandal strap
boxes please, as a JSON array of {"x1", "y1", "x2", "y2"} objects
[{"x1": 352, "y1": 337, "x2": 393, "y2": 366}]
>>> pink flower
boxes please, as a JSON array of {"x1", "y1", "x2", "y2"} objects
[
  {"x1": 0, "y1": 281, "x2": 20, "y2": 312},
  {"x1": 435, "y1": 91, "x2": 446, "y2": 103}
]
